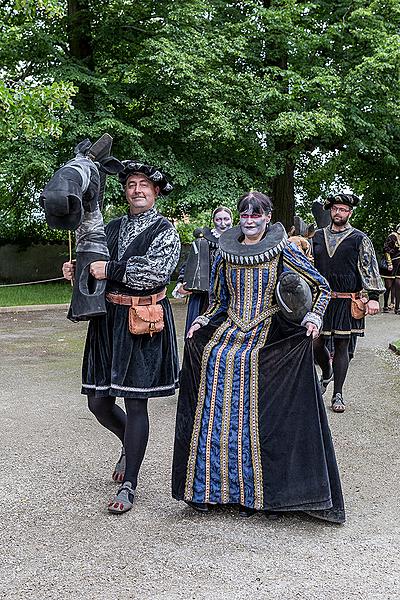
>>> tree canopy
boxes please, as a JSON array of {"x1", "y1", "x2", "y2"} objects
[{"x1": 0, "y1": 0, "x2": 399, "y2": 247}]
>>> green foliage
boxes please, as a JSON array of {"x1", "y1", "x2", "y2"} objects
[{"x1": 0, "y1": 0, "x2": 399, "y2": 243}]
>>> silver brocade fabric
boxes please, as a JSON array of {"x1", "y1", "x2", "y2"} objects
[
  {"x1": 323, "y1": 226, "x2": 384, "y2": 293},
  {"x1": 117, "y1": 207, "x2": 181, "y2": 290}
]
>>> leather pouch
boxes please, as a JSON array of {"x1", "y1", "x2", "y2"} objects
[
  {"x1": 129, "y1": 295, "x2": 164, "y2": 336},
  {"x1": 351, "y1": 297, "x2": 367, "y2": 319}
]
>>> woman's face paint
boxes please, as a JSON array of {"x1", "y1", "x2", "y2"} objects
[
  {"x1": 239, "y1": 206, "x2": 271, "y2": 240},
  {"x1": 213, "y1": 210, "x2": 233, "y2": 234}
]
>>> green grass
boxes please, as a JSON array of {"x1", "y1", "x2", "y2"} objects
[
  {"x1": 0, "y1": 281, "x2": 177, "y2": 307},
  {"x1": 0, "y1": 282, "x2": 72, "y2": 307}
]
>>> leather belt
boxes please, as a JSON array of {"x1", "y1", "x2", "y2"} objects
[
  {"x1": 106, "y1": 288, "x2": 166, "y2": 306},
  {"x1": 330, "y1": 291, "x2": 361, "y2": 299}
]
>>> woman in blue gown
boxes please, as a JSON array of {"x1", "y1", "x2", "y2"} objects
[{"x1": 172, "y1": 192, "x2": 345, "y2": 523}]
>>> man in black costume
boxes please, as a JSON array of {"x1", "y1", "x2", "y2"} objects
[
  {"x1": 63, "y1": 161, "x2": 180, "y2": 513},
  {"x1": 313, "y1": 193, "x2": 384, "y2": 413}
]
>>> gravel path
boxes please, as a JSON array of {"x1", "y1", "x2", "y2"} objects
[{"x1": 0, "y1": 305, "x2": 399, "y2": 599}]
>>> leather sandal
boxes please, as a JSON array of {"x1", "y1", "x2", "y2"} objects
[
  {"x1": 112, "y1": 447, "x2": 125, "y2": 483},
  {"x1": 108, "y1": 481, "x2": 135, "y2": 514},
  {"x1": 331, "y1": 393, "x2": 346, "y2": 413}
]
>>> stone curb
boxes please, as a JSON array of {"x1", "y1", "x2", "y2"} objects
[
  {"x1": 0, "y1": 298, "x2": 184, "y2": 314},
  {"x1": 0, "y1": 303, "x2": 70, "y2": 313}
]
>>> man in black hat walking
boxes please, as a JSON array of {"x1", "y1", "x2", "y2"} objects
[
  {"x1": 312, "y1": 193, "x2": 384, "y2": 413},
  {"x1": 63, "y1": 161, "x2": 180, "y2": 513}
]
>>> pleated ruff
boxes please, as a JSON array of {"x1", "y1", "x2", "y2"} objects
[
  {"x1": 321, "y1": 297, "x2": 365, "y2": 338},
  {"x1": 81, "y1": 297, "x2": 179, "y2": 398}
]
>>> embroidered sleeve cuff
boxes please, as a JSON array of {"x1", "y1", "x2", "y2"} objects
[
  {"x1": 192, "y1": 315, "x2": 210, "y2": 328},
  {"x1": 301, "y1": 312, "x2": 322, "y2": 331},
  {"x1": 106, "y1": 260, "x2": 127, "y2": 282},
  {"x1": 171, "y1": 283, "x2": 186, "y2": 299}
]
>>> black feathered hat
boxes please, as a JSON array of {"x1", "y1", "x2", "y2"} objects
[
  {"x1": 323, "y1": 193, "x2": 360, "y2": 210},
  {"x1": 118, "y1": 160, "x2": 173, "y2": 196}
]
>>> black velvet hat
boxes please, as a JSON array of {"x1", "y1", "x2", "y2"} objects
[
  {"x1": 118, "y1": 160, "x2": 173, "y2": 196},
  {"x1": 323, "y1": 193, "x2": 360, "y2": 210}
]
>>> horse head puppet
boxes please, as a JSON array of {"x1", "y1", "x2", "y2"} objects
[{"x1": 40, "y1": 134, "x2": 124, "y2": 321}]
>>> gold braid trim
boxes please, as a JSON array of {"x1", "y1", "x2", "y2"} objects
[
  {"x1": 183, "y1": 320, "x2": 232, "y2": 501},
  {"x1": 220, "y1": 329, "x2": 245, "y2": 503}
]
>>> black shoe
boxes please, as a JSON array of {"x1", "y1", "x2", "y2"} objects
[
  {"x1": 319, "y1": 369, "x2": 334, "y2": 395},
  {"x1": 239, "y1": 505, "x2": 256, "y2": 518},
  {"x1": 185, "y1": 501, "x2": 209, "y2": 513},
  {"x1": 265, "y1": 510, "x2": 281, "y2": 520}
]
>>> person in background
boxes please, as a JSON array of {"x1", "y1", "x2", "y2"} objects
[
  {"x1": 173, "y1": 206, "x2": 233, "y2": 335},
  {"x1": 313, "y1": 193, "x2": 384, "y2": 413},
  {"x1": 380, "y1": 224, "x2": 400, "y2": 314}
]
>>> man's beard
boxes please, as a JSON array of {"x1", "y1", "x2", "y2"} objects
[{"x1": 331, "y1": 214, "x2": 350, "y2": 227}]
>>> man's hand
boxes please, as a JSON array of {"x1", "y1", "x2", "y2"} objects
[
  {"x1": 366, "y1": 299, "x2": 380, "y2": 315},
  {"x1": 187, "y1": 323, "x2": 201, "y2": 338},
  {"x1": 305, "y1": 322, "x2": 319, "y2": 339},
  {"x1": 62, "y1": 260, "x2": 75, "y2": 281},
  {"x1": 90, "y1": 261, "x2": 108, "y2": 280}
]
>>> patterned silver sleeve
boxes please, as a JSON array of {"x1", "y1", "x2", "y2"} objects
[
  {"x1": 191, "y1": 315, "x2": 210, "y2": 328},
  {"x1": 301, "y1": 312, "x2": 322, "y2": 331},
  {"x1": 123, "y1": 227, "x2": 181, "y2": 290},
  {"x1": 358, "y1": 236, "x2": 385, "y2": 293}
]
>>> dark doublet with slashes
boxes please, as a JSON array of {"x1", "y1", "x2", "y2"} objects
[
  {"x1": 81, "y1": 209, "x2": 180, "y2": 399},
  {"x1": 173, "y1": 223, "x2": 345, "y2": 523}
]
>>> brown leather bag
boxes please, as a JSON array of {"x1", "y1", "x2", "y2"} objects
[
  {"x1": 351, "y1": 296, "x2": 368, "y2": 319},
  {"x1": 129, "y1": 295, "x2": 164, "y2": 336}
]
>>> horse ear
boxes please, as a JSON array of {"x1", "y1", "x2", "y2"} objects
[
  {"x1": 97, "y1": 156, "x2": 124, "y2": 175},
  {"x1": 75, "y1": 139, "x2": 92, "y2": 155}
]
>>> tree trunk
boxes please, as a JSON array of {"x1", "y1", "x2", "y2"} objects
[
  {"x1": 271, "y1": 155, "x2": 295, "y2": 232},
  {"x1": 67, "y1": 0, "x2": 94, "y2": 110},
  {"x1": 262, "y1": 0, "x2": 295, "y2": 231}
]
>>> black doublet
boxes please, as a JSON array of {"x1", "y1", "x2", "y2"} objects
[
  {"x1": 313, "y1": 227, "x2": 365, "y2": 337},
  {"x1": 81, "y1": 216, "x2": 179, "y2": 398}
]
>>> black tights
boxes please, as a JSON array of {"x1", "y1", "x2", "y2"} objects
[
  {"x1": 87, "y1": 395, "x2": 149, "y2": 489},
  {"x1": 313, "y1": 336, "x2": 350, "y2": 396},
  {"x1": 384, "y1": 278, "x2": 400, "y2": 311}
]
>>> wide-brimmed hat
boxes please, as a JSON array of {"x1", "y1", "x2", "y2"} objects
[
  {"x1": 323, "y1": 193, "x2": 360, "y2": 210},
  {"x1": 118, "y1": 160, "x2": 173, "y2": 196}
]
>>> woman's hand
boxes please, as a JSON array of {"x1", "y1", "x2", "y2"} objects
[
  {"x1": 305, "y1": 322, "x2": 319, "y2": 339},
  {"x1": 62, "y1": 260, "x2": 75, "y2": 281},
  {"x1": 187, "y1": 323, "x2": 201, "y2": 338},
  {"x1": 178, "y1": 283, "x2": 192, "y2": 296}
]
